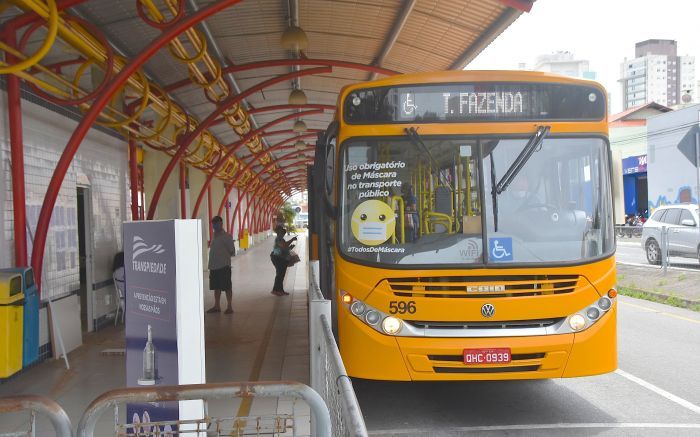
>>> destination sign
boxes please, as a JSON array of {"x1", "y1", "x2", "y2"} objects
[{"x1": 344, "y1": 83, "x2": 606, "y2": 124}]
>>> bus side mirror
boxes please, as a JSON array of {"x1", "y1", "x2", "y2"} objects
[{"x1": 315, "y1": 122, "x2": 338, "y2": 218}]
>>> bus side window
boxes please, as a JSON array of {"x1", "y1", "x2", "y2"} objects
[
  {"x1": 325, "y1": 136, "x2": 336, "y2": 203},
  {"x1": 321, "y1": 121, "x2": 339, "y2": 218}
]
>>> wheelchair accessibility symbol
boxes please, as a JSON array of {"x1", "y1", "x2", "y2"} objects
[{"x1": 489, "y1": 237, "x2": 513, "y2": 261}]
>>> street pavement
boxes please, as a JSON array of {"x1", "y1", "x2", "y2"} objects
[
  {"x1": 355, "y1": 295, "x2": 700, "y2": 436},
  {"x1": 616, "y1": 237, "x2": 700, "y2": 303},
  {"x1": 354, "y1": 246, "x2": 700, "y2": 436}
]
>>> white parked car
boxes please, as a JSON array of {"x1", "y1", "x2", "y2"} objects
[{"x1": 641, "y1": 204, "x2": 700, "y2": 265}]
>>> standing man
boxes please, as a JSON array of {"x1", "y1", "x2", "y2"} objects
[{"x1": 207, "y1": 216, "x2": 236, "y2": 314}]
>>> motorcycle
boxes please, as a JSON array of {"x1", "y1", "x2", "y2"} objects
[{"x1": 616, "y1": 214, "x2": 644, "y2": 238}]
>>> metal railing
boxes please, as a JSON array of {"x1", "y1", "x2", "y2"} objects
[
  {"x1": 0, "y1": 395, "x2": 73, "y2": 437},
  {"x1": 76, "y1": 381, "x2": 331, "y2": 436},
  {"x1": 614, "y1": 224, "x2": 642, "y2": 238},
  {"x1": 308, "y1": 261, "x2": 368, "y2": 437},
  {"x1": 660, "y1": 225, "x2": 670, "y2": 274}
]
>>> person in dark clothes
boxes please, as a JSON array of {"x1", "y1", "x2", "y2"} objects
[
  {"x1": 402, "y1": 183, "x2": 419, "y2": 242},
  {"x1": 207, "y1": 216, "x2": 236, "y2": 314},
  {"x1": 270, "y1": 225, "x2": 297, "y2": 296}
]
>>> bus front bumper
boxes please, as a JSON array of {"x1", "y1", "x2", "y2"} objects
[{"x1": 340, "y1": 305, "x2": 617, "y2": 381}]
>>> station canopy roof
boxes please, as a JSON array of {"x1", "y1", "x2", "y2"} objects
[{"x1": 2, "y1": 0, "x2": 535, "y2": 195}]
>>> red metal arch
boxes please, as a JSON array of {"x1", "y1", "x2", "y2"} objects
[
  {"x1": 248, "y1": 104, "x2": 336, "y2": 114},
  {"x1": 147, "y1": 66, "x2": 331, "y2": 220},
  {"x1": 1, "y1": 0, "x2": 87, "y2": 32},
  {"x1": 30, "y1": 0, "x2": 244, "y2": 290},
  {"x1": 239, "y1": 168, "x2": 308, "y2": 233},
  {"x1": 217, "y1": 151, "x2": 310, "y2": 218},
  {"x1": 164, "y1": 58, "x2": 399, "y2": 93},
  {"x1": 211, "y1": 104, "x2": 335, "y2": 127},
  {"x1": 190, "y1": 109, "x2": 325, "y2": 218},
  {"x1": 201, "y1": 132, "x2": 316, "y2": 220}
]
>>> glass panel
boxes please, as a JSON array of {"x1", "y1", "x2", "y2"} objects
[
  {"x1": 25, "y1": 269, "x2": 34, "y2": 288},
  {"x1": 10, "y1": 277, "x2": 22, "y2": 297},
  {"x1": 483, "y1": 138, "x2": 613, "y2": 263},
  {"x1": 339, "y1": 136, "x2": 613, "y2": 266},
  {"x1": 340, "y1": 138, "x2": 483, "y2": 265},
  {"x1": 663, "y1": 208, "x2": 681, "y2": 225},
  {"x1": 680, "y1": 209, "x2": 695, "y2": 224},
  {"x1": 651, "y1": 209, "x2": 666, "y2": 222}
]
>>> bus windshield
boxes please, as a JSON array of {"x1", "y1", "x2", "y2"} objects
[{"x1": 339, "y1": 135, "x2": 613, "y2": 266}]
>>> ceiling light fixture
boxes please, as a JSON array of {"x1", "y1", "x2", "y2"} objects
[
  {"x1": 280, "y1": 26, "x2": 308, "y2": 51},
  {"x1": 288, "y1": 89, "x2": 308, "y2": 105},
  {"x1": 293, "y1": 120, "x2": 307, "y2": 132}
]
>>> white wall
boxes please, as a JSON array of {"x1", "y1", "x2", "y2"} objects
[
  {"x1": 647, "y1": 104, "x2": 700, "y2": 211},
  {"x1": 0, "y1": 86, "x2": 128, "y2": 333}
]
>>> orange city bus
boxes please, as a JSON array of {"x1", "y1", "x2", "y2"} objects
[{"x1": 310, "y1": 71, "x2": 616, "y2": 381}]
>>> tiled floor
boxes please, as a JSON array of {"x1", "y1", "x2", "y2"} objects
[{"x1": 0, "y1": 234, "x2": 310, "y2": 435}]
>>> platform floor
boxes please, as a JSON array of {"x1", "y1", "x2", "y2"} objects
[{"x1": 0, "y1": 233, "x2": 311, "y2": 435}]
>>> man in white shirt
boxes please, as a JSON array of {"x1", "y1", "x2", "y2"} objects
[{"x1": 207, "y1": 216, "x2": 236, "y2": 314}]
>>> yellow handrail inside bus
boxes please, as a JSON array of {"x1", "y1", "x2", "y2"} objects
[
  {"x1": 390, "y1": 195, "x2": 405, "y2": 244},
  {"x1": 423, "y1": 211, "x2": 453, "y2": 235}
]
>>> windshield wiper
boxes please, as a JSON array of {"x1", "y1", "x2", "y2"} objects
[
  {"x1": 495, "y1": 125, "x2": 550, "y2": 195},
  {"x1": 490, "y1": 154, "x2": 498, "y2": 232},
  {"x1": 405, "y1": 127, "x2": 453, "y2": 190}
]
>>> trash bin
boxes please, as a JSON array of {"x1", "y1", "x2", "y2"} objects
[
  {"x1": 240, "y1": 230, "x2": 249, "y2": 249},
  {"x1": 1, "y1": 268, "x2": 39, "y2": 367},
  {"x1": 0, "y1": 272, "x2": 24, "y2": 378}
]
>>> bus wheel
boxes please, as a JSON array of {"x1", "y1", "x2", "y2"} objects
[{"x1": 646, "y1": 239, "x2": 661, "y2": 265}]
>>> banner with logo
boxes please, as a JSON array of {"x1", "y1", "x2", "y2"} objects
[
  {"x1": 123, "y1": 220, "x2": 205, "y2": 433},
  {"x1": 622, "y1": 154, "x2": 647, "y2": 175}
]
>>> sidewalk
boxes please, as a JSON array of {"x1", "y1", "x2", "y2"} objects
[
  {"x1": 0, "y1": 234, "x2": 311, "y2": 435},
  {"x1": 616, "y1": 262, "x2": 700, "y2": 308}
]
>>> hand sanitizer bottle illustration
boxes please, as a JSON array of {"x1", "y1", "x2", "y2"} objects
[{"x1": 138, "y1": 324, "x2": 156, "y2": 385}]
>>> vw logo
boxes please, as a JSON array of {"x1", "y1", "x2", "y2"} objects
[{"x1": 481, "y1": 303, "x2": 495, "y2": 318}]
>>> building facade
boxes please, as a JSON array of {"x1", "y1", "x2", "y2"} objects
[
  {"x1": 620, "y1": 39, "x2": 696, "y2": 110},
  {"x1": 609, "y1": 103, "x2": 673, "y2": 222},
  {"x1": 532, "y1": 51, "x2": 596, "y2": 80},
  {"x1": 647, "y1": 104, "x2": 700, "y2": 212}
]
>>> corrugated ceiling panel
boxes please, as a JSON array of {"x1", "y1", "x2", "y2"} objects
[{"x1": 26, "y1": 0, "x2": 526, "y2": 192}]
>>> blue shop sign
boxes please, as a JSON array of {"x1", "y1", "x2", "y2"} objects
[{"x1": 622, "y1": 154, "x2": 647, "y2": 175}]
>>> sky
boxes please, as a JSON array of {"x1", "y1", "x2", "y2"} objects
[{"x1": 467, "y1": 0, "x2": 700, "y2": 114}]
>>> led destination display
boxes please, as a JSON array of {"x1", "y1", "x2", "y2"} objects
[{"x1": 344, "y1": 83, "x2": 606, "y2": 124}]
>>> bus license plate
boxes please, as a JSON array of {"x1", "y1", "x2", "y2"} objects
[{"x1": 463, "y1": 348, "x2": 511, "y2": 365}]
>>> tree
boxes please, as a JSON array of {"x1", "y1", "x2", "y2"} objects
[{"x1": 280, "y1": 202, "x2": 297, "y2": 230}]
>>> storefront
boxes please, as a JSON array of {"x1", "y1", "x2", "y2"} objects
[{"x1": 622, "y1": 154, "x2": 648, "y2": 217}]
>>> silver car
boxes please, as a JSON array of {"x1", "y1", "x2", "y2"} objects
[{"x1": 641, "y1": 204, "x2": 700, "y2": 264}]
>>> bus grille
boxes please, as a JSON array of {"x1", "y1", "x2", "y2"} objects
[
  {"x1": 429, "y1": 353, "x2": 545, "y2": 374},
  {"x1": 407, "y1": 319, "x2": 563, "y2": 330},
  {"x1": 434, "y1": 365, "x2": 540, "y2": 374},
  {"x1": 387, "y1": 275, "x2": 580, "y2": 298}
]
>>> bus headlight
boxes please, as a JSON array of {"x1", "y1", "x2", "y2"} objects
[
  {"x1": 350, "y1": 301, "x2": 366, "y2": 316},
  {"x1": 382, "y1": 317, "x2": 403, "y2": 335},
  {"x1": 556, "y1": 292, "x2": 616, "y2": 334},
  {"x1": 340, "y1": 293, "x2": 402, "y2": 335},
  {"x1": 568, "y1": 314, "x2": 586, "y2": 331},
  {"x1": 365, "y1": 310, "x2": 381, "y2": 325},
  {"x1": 598, "y1": 297, "x2": 612, "y2": 310},
  {"x1": 586, "y1": 307, "x2": 600, "y2": 320}
]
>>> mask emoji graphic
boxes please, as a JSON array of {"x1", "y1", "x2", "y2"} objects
[{"x1": 351, "y1": 200, "x2": 396, "y2": 245}]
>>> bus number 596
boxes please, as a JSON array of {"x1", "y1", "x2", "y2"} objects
[{"x1": 389, "y1": 301, "x2": 417, "y2": 314}]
